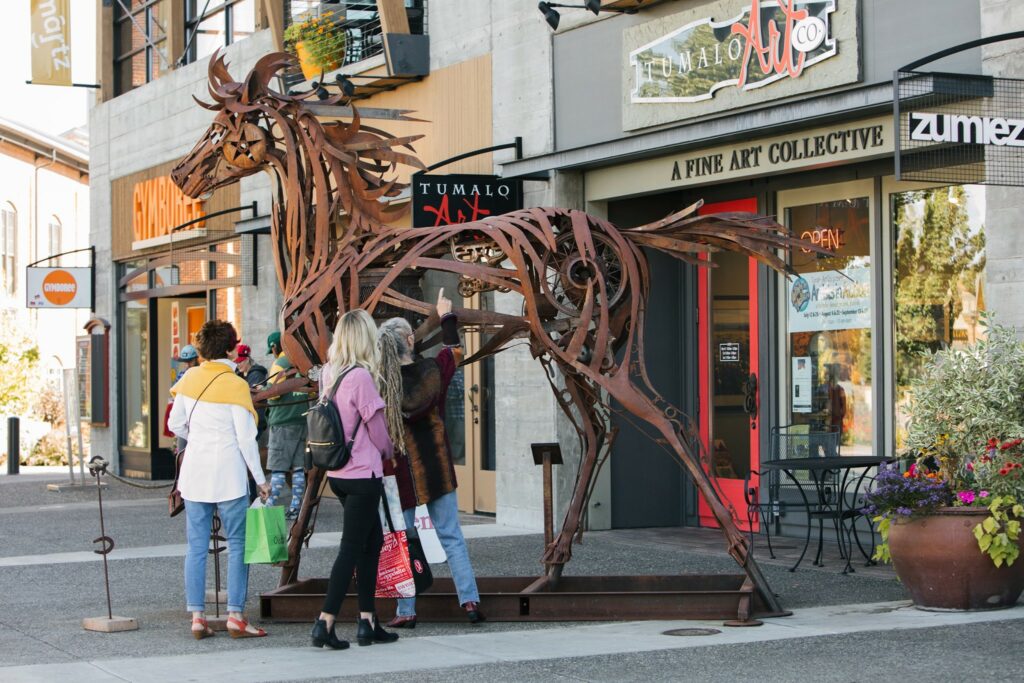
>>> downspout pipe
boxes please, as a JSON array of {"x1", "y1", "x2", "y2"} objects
[{"x1": 33, "y1": 149, "x2": 58, "y2": 268}]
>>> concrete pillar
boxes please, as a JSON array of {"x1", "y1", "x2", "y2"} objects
[{"x1": 981, "y1": 1, "x2": 1024, "y2": 333}]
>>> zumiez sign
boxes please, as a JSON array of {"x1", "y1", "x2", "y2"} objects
[
  {"x1": 629, "y1": 0, "x2": 837, "y2": 104},
  {"x1": 908, "y1": 112, "x2": 1024, "y2": 147}
]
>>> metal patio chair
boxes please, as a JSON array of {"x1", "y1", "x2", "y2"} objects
[{"x1": 744, "y1": 424, "x2": 841, "y2": 563}]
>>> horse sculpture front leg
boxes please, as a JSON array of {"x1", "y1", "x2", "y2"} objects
[{"x1": 535, "y1": 362, "x2": 612, "y2": 583}]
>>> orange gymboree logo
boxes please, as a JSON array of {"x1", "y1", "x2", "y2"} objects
[{"x1": 42, "y1": 269, "x2": 78, "y2": 305}]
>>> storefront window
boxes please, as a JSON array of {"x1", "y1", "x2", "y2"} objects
[
  {"x1": 114, "y1": 0, "x2": 168, "y2": 96},
  {"x1": 185, "y1": 0, "x2": 256, "y2": 64},
  {"x1": 892, "y1": 186, "x2": 986, "y2": 447},
  {"x1": 785, "y1": 197, "x2": 872, "y2": 455},
  {"x1": 123, "y1": 300, "x2": 150, "y2": 449},
  {"x1": 214, "y1": 287, "x2": 243, "y2": 339}
]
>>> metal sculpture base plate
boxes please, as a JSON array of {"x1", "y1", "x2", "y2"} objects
[
  {"x1": 261, "y1": 576, "x2": 789, "y2": 624},
  {"x1": 82, "y1": 616, "x2": 139, "y2": 633}
]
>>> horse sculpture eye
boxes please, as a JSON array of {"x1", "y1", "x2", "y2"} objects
[{"x1": 221, "y1": 122, "x2": 267, "y2": 170}]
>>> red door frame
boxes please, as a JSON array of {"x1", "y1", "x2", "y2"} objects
[{"x1": 697, "y1": 198, "x2": 760, "y2": 531}]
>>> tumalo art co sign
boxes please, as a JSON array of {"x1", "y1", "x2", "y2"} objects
[
  {"x1": 622, "y1": 0, "x2": 859, "y2": 130},
  {"x1": 630, "y1": 0, "x2": 837, "y2": 104},
  {"x1": 412, "y1": 174, "x2": 522, "y2": 227}
]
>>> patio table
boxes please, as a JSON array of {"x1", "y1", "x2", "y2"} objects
[{"x1": 758, "y1": 455, "x2": 894, "y2": 573}]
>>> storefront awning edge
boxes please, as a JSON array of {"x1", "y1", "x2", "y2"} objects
[{"x1": 500, "y1": 83, "x2": 894, "y2": 178}]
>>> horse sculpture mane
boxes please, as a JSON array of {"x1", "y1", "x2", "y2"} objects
[{"x1": 172, "y1": 52, "x2": 817, "y2": 612}]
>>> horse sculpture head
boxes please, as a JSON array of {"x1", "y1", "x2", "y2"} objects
[
  {"x1": 173, "y1": 51, "x2": 425, "y2": 248},
  {"x1": 171, "y1": 52, "x2": 300, "y2": 197}
]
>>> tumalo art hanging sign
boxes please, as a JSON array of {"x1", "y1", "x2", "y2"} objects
[
  {"x1": 412, "y1": 174, "x2": 523, "y2": 227},
  {"x1": 622, "y1": 0, "x2": 861, "y2": 130}
]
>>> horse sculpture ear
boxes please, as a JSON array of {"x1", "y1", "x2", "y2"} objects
[{"x1": 241, "y1": 52, "x2": 295, "y2": 105}]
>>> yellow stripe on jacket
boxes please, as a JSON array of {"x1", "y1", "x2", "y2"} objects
[{"x1": 170, "y1": 362, "x2": 258, "y2": 424}]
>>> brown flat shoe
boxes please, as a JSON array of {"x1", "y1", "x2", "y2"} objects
[{"x1": 227, "y1": 616, "x2": 267, "y2": 638}]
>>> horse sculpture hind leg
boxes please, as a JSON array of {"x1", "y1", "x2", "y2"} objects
[{"x1": 541, "y1": 355, "x2": 784, "y2": 613}]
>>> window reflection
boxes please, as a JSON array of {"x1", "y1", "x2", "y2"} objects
[
  {"x1": 893, "y1": 186, "x2": 986, "y2": 448},
  {"x1": 186, "y1": 0, "x2": 256, "y2": 63},
  {"x1": 123, "y1": 300, "x2": 150, "y2": 449}
]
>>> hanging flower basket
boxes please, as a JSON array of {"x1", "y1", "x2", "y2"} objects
[{"x1": 284, "y1": 12, "x2": 345, "y2": 81}]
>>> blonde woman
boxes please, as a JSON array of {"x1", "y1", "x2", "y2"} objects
[{"x1": 311, "y1": 309, "x2": 400, "y2": 650}]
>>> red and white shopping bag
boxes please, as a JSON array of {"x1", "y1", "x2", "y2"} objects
[{"x1": 375, "y1": 476, "x2": 416, "y2": 598}]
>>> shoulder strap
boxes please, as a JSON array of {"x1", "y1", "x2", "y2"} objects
[
  {"x1": 326, "y1": 366, "x2": 364, "y2": 442},
  {"x1": 323, "y1": 366, "x2": 351, "y2": 404}
]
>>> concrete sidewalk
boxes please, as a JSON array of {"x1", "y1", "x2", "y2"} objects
[
  {"x1": 3, "y1": 601, "x2": 1023, "y2": 682},
  {"x1": 4, "y1": 472, "x2": 1010, "y2": 682}
]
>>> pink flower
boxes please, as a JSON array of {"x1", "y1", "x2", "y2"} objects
[
  {"x1": 980, "y1": 491, "x2": 990, "y2": 498},
  {"x1": 967, "y1": 461, "x2": 974, "y2": 471},
  {"x1": 957, "y1": 491, "x2": 976, "y2": 505}
]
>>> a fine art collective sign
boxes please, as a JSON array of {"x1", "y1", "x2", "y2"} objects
[
  {"x1": 412, "y1": 174, "x2": 522, "y2": 227},
  {"x1": 622, "y1": 0, "x2": 861, "y2": 130}
]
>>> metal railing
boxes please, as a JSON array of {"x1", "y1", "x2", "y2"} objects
[{"x1": 284, "y1": 1, "x2": 427, "y2": 75}]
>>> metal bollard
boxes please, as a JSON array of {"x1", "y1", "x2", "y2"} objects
[{"x1": 6, "y1": 416, "x2": 18, "y2": 475}]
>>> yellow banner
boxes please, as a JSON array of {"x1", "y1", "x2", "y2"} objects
[{"x1": 30, "y1": 0, "x2": 72, "y2": 86}]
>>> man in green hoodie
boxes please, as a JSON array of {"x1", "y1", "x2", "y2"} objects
[{"x1": 265, "y1": 331, "x2": 310, "y2": 520}]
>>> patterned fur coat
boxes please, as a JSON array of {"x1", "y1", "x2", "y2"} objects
[{"x1": 391, "y1": 347, "x2": 458, "y2": 509}]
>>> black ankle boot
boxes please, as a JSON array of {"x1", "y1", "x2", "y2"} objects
[
  {"x1": 311, "y1": 619, "x2": 350, "y2": 650},
  {"x1": 356, "y1": 617, "x2": 399, "y2": 646}
]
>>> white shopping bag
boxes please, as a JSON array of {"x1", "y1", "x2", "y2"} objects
[
  {"x1": 412, "y1": 504, "x2": 447, "y2": 564},
  {"x1": 378, "y1": 475, "x2": 406, "y2": 531}
]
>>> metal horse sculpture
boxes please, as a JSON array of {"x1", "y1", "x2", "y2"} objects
[{"x1": 172, "y1": 53, "x2": 808, "y2": 610}]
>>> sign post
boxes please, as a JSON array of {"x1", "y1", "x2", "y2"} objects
[{"x1": 531, "y1": 443, "x2": 564, "y2": 549}]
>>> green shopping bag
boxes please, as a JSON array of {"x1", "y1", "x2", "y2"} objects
[{"x1": 244, "y1": 502, "x2": 289, "y2": 564}]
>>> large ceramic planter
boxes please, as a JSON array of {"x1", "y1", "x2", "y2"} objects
[
  {"x1": 296, "y1": 40, "x2": 340, "y2": 81},
  {"x1": 888, "y1": 507, "x2": 1024, "y2": 610}
]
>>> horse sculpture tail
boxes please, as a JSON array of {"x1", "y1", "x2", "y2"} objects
[{"x1": 621, "y1": 200, "x2": 809, "y2": 273}]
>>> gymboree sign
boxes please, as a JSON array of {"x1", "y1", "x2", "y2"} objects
[
  {"x1": 622, "y1": 0, "x2": 860, "y2": 130},
  {"x1": 26, "y1": 267, "x2": 92, "y2": 309},
  {"x1": 132, "y1": 176, "x2": 206, "y2": 249},
  {"x1": 412, "y1": 174, "x2": 522, "y2": 227}
]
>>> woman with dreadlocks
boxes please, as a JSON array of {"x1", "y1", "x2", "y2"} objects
[{"x1": 379, "y1": 289, "x2": 484, "y2": 628}]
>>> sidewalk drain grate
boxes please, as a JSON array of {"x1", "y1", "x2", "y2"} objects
[{"x1": 661, "y1": 628, "x2": 721, "y2": 637}]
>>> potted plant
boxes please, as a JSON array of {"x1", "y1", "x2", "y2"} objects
[
  {"x1": 865, "y1": 321, "x2": 1024, "y2": 610},
  {"x1": 283, "y1": 12, "x2": 346, "y2": 81}
]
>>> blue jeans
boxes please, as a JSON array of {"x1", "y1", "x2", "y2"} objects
[
  {"x1": 396, "y1": 490, "x2": 479, "y2": 616},
  {"x1": 184, "y1": 496, "x2": 249, "y2": 613}
]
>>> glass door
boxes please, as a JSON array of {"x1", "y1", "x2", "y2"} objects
[
  {"x1": 698, "y1": 198, "x2": 761, "y2": 530},
  {"x1": 777, "y1": 180, "x2": 876, "y2": 456},
  {"x1": 452, "y1": 293, "x2": 496, "y2": 513}
]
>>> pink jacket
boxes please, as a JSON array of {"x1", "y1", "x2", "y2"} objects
[{"x1": 319, "y1": 365, "x2": 393, "y2": 480}]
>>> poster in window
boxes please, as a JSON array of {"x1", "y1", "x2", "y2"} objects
[
  {"x1": 787, "y1": 266, "x2": 871, "y2": 334},
  {"x1": 793, "y1": 356, "x2": 812, "y2": 413}
]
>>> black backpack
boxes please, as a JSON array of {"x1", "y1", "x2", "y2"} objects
[{"x1": 305, "y1": 367, "x2": 363, "y2": 471}]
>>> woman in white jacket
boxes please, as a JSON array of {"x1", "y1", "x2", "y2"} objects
[{"x1": 169, "y1": 319, "x2": 270, "y2": 639}]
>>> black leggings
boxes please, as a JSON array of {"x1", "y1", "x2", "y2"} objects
[{"x1": 322, "y1": 477, "x2": 384, "y2": 615}]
